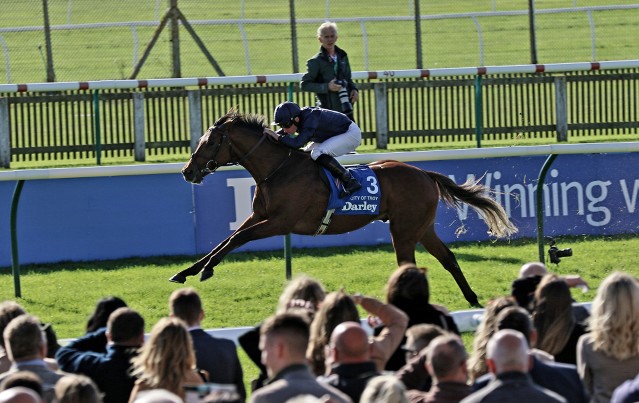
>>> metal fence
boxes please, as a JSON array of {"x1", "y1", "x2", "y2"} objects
[{"x1": 1, "y1": 65, "x2": 638, "y2": 168}]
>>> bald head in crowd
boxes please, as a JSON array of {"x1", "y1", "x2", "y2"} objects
[
  {"x1": 426, "y1": 334, "x2": 468, "y2": 383},
  {"x1": 329, "y1": 322, "x2": 371, "y2": 364},
  {"x1": 519, "y1": 262, "x2": 547, "y2": 278},
  {"x1": 0, "y1": 386, "x2": 41, "y2": 403},
  {"x1": 486, "y1": 329, "x2": 530, "y2": 374}
]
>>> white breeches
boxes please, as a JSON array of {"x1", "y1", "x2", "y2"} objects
[{"x1": 306, "y1": 122, "x2": 362, "y2": 160}]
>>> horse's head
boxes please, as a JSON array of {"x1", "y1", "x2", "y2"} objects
[
  {"x1": 182, "y1": 111, "x2": 269, "y2": 184},
  {"x1": 182, "y1": 119, "x2": 234, "y2": 184}
]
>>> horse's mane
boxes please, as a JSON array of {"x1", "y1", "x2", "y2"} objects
[{"x1": 214, "y1": 109, "x2": 266, "y2": 132}]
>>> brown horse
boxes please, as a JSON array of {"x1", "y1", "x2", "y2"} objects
[{"x1": 175, "y1": 110, "x2": 517, "y2": 306}]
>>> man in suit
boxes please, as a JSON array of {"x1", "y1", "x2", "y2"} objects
[
  {"x1": 318, "y1": 321, "x2": 381, "y2": 402},
  {"x1": 471, "y1": 307, "x2": 588, "y2": 403},
  {"x1": 0, "y1": 315, "x2": 65, "y2": 402},
  {"x1": 169, "y1": 287, "x2": 246, "y2": 402},
  {"x1": 55, "y1": 307, "x2": 144, "y2": 403},
  {"x1": 251, "y1": 312, "x2": 352, "y2": 403},
  {"x1": 462, "y1": 329, "x2": 566, "y2": 403}
]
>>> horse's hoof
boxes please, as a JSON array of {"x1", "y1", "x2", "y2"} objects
[
  {"x1": 169, "y1": 273, "x2": 187, "y2": 284},
  {"x1": 200, "y1": 269, "x2": 214, "y2": 282}
]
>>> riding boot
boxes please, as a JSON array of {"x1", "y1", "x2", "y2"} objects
[{"x1": 316, "y1": 154, "x2": 362, "y2": 198}]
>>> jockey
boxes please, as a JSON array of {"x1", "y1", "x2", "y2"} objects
[{"x1": 264, "y1": 101, "x2": 362, "y2": 198}]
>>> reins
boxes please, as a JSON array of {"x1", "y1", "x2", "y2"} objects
[
  {"x1": 199, "y1": 121, "x2": 292, "y2": 182},
  {"x1": 257, "y1": 148, "x2": 292, "y2": 184},
  {"x1": 232, "y1": 131, "x2": 267, "y2": 166}
]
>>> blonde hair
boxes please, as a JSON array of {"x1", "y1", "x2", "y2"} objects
[
  {"x1": 467, "y1": 296, "x2": 517, "y2": 382},
  {"x1": 307, "y1": 290, "x2": 359, "y2": 376},
  {"x1": 360, "y1": 375, "x2": 408, "y2": 403},
  {"x1": 277, "y1": 275, "x2": 326, "y2": 314},
  {"x1": 130, "y1": 317, "x2": 197, "y2": 396},
  {"x1": 532, "y1": 274, "x2": 574, "y2": 356},
  {"x1": 317, "y1": 21, "x2": 338, "y2": 38},
  {"x1": 588, "y1": 271, "x2": 639, "y2": 360}
]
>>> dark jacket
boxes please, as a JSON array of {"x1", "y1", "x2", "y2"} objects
[
  {"x1": 472, "y1": 356, "x2": 588, "y2": 403},
  {"x1": 238, "y1": 324, "x2": 268, "y2": 392},
  {"x1": 300, "y1": 45, "x2": 357, "y2": 114},
  {"x1": 551, "y1": 322, "x2": 587, "y2": 365},
  {"x1": 55, "y1": 328, "x2": 139, "y2": 403},
  {"x1": 380, "y1": 297, "x2": 460, "y2": 371},
  {"x1": 189, "y1": 328, "x2": 246, "y2": 401},
  {"x1": 250, "y1": 364, "x2": 352, "y2": 403},
  {"x1": 407, "y1": 381, "x2": 472, "y2": 403},
  {"x1": 463, "y1": 371, "x2": 567, "y2": 403},
  {"x1": 277, "y1": 107, "x2": 352, "y2": 149},
  {"x1": 318, "y1": 361, "x2": 380, "y2": 402},
  {"x1": 395, "y1": 350, "x2": 432, "y2": 392}
]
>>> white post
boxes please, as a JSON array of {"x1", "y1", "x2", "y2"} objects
[
  {"x1": 188, "y1": 90, "x2": 202, "y2": 152},
  {"x1": 587, "y1": 10, "x2": 597, "y2": 61},
  {"x1": 374, "y1": 83, "x2": 388, "y2": 149},
  {"x1": 133, "y1": 93, "x2": 146, "y2": 162},
  {"x1": 554, "y1": 76, "x2": 568, "y2": 142},
  {"x1": 0, "y1": 98, "x2": 10, "y2": 168}
]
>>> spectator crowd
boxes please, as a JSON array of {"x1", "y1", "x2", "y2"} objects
[{"x1": 0, "y1": 262, "x2": 638, "y2": 403}]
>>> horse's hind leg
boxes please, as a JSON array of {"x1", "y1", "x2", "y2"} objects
[{"x1": 420, "y1": 225, "x2": 480, "y2": 307}]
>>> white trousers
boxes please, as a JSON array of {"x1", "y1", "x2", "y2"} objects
[{"x1": 305, "y1": 122, "x2": 362, "y2": 160}]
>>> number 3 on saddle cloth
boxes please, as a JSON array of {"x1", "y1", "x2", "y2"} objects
[{"x1": 316, "y1": 165, "x2": 381, "y2": 235}]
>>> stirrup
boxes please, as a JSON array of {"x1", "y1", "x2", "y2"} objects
[{"x1": 339, "y1": 179, "x2": 362, "y2": 198}]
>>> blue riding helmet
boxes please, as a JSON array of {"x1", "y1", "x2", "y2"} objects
[{"x1": 272, "y1": 101, "x2": 301, "y2": 126}]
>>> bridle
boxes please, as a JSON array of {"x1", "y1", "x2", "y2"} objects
[
  {"x1": 196, "y1": 126, "x2": 230, "y2": 175},
  {"x1": 192, "y1": 120, "x2": 287, "y2": 181}
]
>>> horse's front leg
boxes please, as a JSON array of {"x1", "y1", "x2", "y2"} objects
[
  {"x1": 168, "y1": 237, "x2": 233, "y2": 283},
  {"x1": 198, "y1": 217, "x2": 291, "y2": 281},
  {"x1": 169, "y1": 214, "x2": 264, "y2": 283}
]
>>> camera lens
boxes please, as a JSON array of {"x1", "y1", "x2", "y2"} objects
[
  {"x1": 548, "y1": 242, "x2": 572, "y2": 264},
  {"x1": 338, "y1": 87, "x2": 352, "y2": 114},
  {"x1": 557, "y1": 248, "x2": 573, "y2": 258}
]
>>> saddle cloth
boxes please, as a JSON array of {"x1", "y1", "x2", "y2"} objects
[
  {"x1": 315, "y1": 165, "x2": 381, "y2": 235},
  {"x1": 322, "y1": 165, "x2": 381, "y2": 215}
]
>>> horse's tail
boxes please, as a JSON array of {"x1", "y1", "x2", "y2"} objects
[{"x1": 426, "y1": 170, "x2": 518, "y2": 238}]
